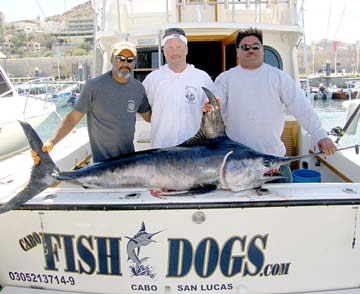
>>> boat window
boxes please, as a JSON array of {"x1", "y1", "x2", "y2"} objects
[
  {"x1": 0, "y1": 70, "x2": 12, "y2": 97},
  {"x1": 134, "y1": 48, "x2": 163, "y2": 82},
  {"x1": 264, "y1": 46, "x2": 283, "y2": 70}
]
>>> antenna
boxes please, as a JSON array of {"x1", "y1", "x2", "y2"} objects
[{"x1": 35, "y1": 0, "x2": 47, "y2": 19}]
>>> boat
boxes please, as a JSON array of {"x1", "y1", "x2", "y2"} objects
[
  {"x1": 0, "y1": 64, "x2": 56, "y2": 159},
  {"x1": 330, "y1": 81, "x2": 360, "y2": 100},
  {"x1": 51, "y1": 82, "x2": 82, "y2": 107},
  {"x1": 0, "y1": 1, "x2": 360, "y2": 293},
  {"x1": 16, "y1": 80, "x2": 82, "y2": 108}
]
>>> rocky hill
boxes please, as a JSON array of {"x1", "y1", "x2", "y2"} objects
[{"x1": 46, "y1": 0, "x2": 93, "y2": 21}]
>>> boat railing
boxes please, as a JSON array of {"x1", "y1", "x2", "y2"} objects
[
  {"x1": 175, "y1": 0, "x2": 299, "y2": 25},
  {"x1": 99, "y1": 0, "x2": 302, "y2": 34},
  {"x1": 345, "y1": 80, "x2": 360, "y2": 100},
  {"x1": 14, "y1": 78, "x2": 82, "y2": 113}
]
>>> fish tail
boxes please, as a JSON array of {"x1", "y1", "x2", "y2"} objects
[{"x1": 0, "y1": 121, "x2": 59, "y2": 214}]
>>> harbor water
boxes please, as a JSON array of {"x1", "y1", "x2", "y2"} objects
[
  {"x1": 311, "y1": 99, "x2": 359, "y2": 147},
  {"x1": 37, "y1": 98, "x2": 359, "y2": 148}
]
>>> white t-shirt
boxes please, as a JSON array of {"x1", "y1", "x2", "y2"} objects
[
  {"x1": 143, "y1": 64, "x2": 218, "y2": 148},
  {"x1": 215, "y1": 63, "x2": 327, "y2": 157}
]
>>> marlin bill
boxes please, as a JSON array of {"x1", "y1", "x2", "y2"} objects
[{"x1": 0, "y1": 87, "x2": 358, "y2": 214}]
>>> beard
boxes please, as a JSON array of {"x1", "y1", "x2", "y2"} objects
[{"x1": 116, "y1": 66, "x2": 132, "y2": 79}]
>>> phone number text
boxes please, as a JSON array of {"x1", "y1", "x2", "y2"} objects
[{"x1": 9, "y1": 272, "x2": 76, "y2": 285}]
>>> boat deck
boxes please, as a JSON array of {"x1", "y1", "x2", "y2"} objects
[
  {"x1": 14, "y1": 181, "x2": 360, "y2": 212},
  {"x1": 0, "y1": 127, "x2": 90, "y2": 204}
]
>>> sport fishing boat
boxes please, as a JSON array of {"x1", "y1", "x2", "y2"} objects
[
  {"x1": 0, "y1": 64, "x2": 56, "y2": 159},
  {"x1": 0, "y1": 1, "x2": 360, "y2": 294}
]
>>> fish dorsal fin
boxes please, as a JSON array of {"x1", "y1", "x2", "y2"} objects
[
  {"x1": 179, "y1": 129, "x2": 209, "y2": 146},
  {"x1": 180, "y1": 87, "x2": 226, "y2": 147}
]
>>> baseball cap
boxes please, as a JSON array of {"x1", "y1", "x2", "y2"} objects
[
  {"x1": 162, "y1": 28, "x2": 188, "y2": 46},
  {"x1": 163, "y1": 27, "x2": 186, "y2": 38},
  {"x1": 111, "y1": 41, "x2": 137, "y2": 57}
]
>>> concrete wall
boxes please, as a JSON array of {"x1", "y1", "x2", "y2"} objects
[{"x1": 2, "y1": 55, "x2": 93, "y2": 81}]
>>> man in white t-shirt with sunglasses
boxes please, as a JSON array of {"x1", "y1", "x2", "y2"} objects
[
  {"x1": 215, "y1": 27, "x2": 336, "y2": 182},
  {"x1": 142, "y1": 27, "x2": 218, "y2": 148}
]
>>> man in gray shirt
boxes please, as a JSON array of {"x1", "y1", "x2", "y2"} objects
[{"x1": 32, "y1": 40, "x2": 151, "y2": 163}]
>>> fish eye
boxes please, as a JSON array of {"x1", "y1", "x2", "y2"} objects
[{"x1": 263, "y1": 160, "x2": 271, "y2": 167}]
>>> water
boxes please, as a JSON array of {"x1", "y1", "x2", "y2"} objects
[
  {"x1": 311, "y1": 99, "x2": 360, "y2": 147},
  {"x1": 36, "y1": 104, "x2": 87, "y2": 141},
  {"x1": 37, "y1": 99, "x2": 359, "y2": 147}
]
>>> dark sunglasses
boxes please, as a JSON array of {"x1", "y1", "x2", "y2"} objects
[
  {"x1": 114, "y1": 55, "x2": 135, "y2": 63},
  {"x1": 240, "y1": 43, "x2": 261, "y2": 51}
]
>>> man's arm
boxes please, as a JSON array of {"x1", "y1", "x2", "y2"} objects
[
  {"x1": 47, "y1": 109, "x2": 84, "y2": 146},
  {"x1": 31, "y1": 109, "x2": 84, "y2": 164}
]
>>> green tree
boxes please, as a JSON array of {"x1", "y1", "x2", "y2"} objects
[
  {"x1": 0, "y1": 12, "x2": 4, "y2": 48},
  {"x1": 70, "y1": 48, "x2": 87, "y2": 56},
  {"x1": 80, "y1": 41, "x2": 92, "y2": 52},
  {"x1": 11, "y1": 31, "x2": 27, "y2": 55}
]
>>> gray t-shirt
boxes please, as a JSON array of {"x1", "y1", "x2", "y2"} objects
[{"x1": 74, "y1": 71, "x2": 151, "y2": 162}]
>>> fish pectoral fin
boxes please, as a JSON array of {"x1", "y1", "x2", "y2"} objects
[
  {"x1": 187, "y1": 184, "x2": 217, "y2": 195},
  {"x1": 219, "y1": 150, "x2": 234, "y2": 188},
  {"x1": 151, "y1": 184, "x2": 217, "y2": 197}
]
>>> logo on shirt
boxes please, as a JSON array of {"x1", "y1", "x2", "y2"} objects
[
  {"x1": 185, "y1": 86, "x2": 196, "y2": 104},
  {"x1": 127, "y1": 99, "x2": 136, "y2": 113}
]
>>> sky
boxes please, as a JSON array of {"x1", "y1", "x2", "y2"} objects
[
  {"x1": 0, "y1": 0, "x2": 89, "y2": 22},
  {"x1": 0, "y1": 0, "x2": 359, "y2": 44},
  {"x1": 303, "y1": 0, "x2": 360, "y2": 44}
]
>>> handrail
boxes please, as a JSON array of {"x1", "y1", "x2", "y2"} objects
[
  {"x1": 175, "y1": 0, "x2": 299, "y2": 25},
  {"x1": 176, "y1": 0, "x2": 293, "y2": 6}
]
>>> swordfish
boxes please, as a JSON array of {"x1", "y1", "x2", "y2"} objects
[{"x1": 0, "y1": 87, "x2": 355, "y2": 214}]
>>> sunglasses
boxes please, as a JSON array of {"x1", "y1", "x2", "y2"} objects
[
  {"x1": 239, "y1": 43, "x2": 261, "y2": 51},
  {"x1": 114, "y1": 55, "x2": 135, "y2": 63}
]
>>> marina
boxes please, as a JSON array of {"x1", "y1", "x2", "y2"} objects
[
  {"x1": 0, "y1": 1, "x2": 360, "y2": 294},
  {"x1": 0, "y1": 65, "x2": 56, "y2": 159}
]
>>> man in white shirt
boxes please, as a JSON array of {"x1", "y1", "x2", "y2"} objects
[
  {"x1": 215, "y1": 27, "x2": 336, "y2": 182},
  {"x1": 142, "y1": 27, "x2": 218, "y2": 148}
]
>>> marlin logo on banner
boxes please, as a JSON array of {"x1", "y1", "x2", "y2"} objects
[{"x1": 125, "y1": 222, "x2": 164, "y2": 278}]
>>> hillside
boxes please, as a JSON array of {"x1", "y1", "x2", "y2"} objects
[{"x1": 46, "y1": 1, "x2": 93, "y2": 21}]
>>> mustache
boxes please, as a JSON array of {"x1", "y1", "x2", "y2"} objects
[{"x1": 119, "y1": 66, "x2": 131, "y2": 71}]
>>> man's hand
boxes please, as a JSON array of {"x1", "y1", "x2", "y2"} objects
[
  {"x1": 30, "y1": 141, "x2": 54, "y2": 165},
  {"x1": 31, "y1": 149, "x2": 41, "y2": 165},
  {"x1": 317, "y1": 138, "x2": 337, "y2": 156},
  {"x1": 203, "y1": 98, "x2": 221, "y2": 112},
  {"x1": 42, "y1": 141, "x2": 54, "y2": 152}
]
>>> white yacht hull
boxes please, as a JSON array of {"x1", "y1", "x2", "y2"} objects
[
  {"x1": 0, "y1": 97, "x2": 55, "y2": 159},
  {"x1": 0, "y1": 183, "x2": 360, "y2": 294},
  {"x1": 0, "y1": 123, "x2": 359, "y2": 294}
]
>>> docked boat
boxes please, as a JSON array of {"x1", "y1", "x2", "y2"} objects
[
  {"x1": 51, "y1": 82, "x2": 81, "y2": 107},
  {"x1": 0, "y1": 1, "x2": 360, "y2": 294},
  {"x1": 0, "y1": 65, "x2": 56, "y2": 159},
  {"x1": 17, "y1": 80, "x2": 82, "y2": 108}
]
